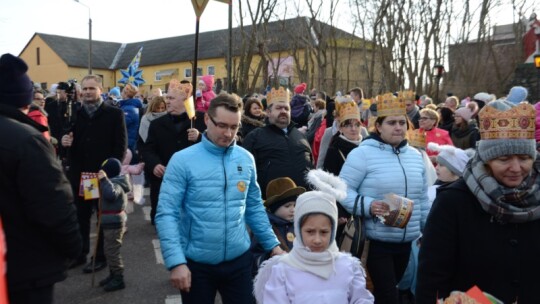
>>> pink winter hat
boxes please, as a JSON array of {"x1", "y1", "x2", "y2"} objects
[
  {"x1": 454, "y1": 106, "x2": 474, "y2": 122},
  {"x1": 294, "y1": 82, "x2": 307, "y2": 94}
]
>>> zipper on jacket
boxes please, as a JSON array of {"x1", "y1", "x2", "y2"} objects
[
  {"x1": 222, "y1": 148, "x2": 228, "y2": 261},
  {"x1": 395, "y1": 150, "x2": 409, "y2": 242}
]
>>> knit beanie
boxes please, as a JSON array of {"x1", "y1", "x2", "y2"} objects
[
  {"x1": 477, "y1": 98, "x2": 537, "y2": 162},
  {"x1": 0, "y1": 53, "x2": 33, "y2": 108},
  {"x1": 506, "y1": 86, "x2": 528, "y2": 104},
  {"x1": 101, "y1": 158, "x2": 122, "y2": 178},
  {"x1": 294, "y1": 170, "x2": 346, "y2": 245},
  {"x1": 294, "y1": 83, "x2": 307, "y2": 94},
  {"x1": 109, "y1": 87, "x2": 121, "y2": 99},
  {"x1": 473, "y1": 92, "x2": 493, "y2": 110},
  {"x1": 454, "y1": 106, "x2": 474, "y2": 122},
  {"x1": 427, "y1": 143, "x2": 470, "y2": 177}
]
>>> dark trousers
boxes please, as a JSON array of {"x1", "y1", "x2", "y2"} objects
[
  {"x1": 9, "y1": 285, "x2": 54, "y2": 304},
  {"x1": 75, "y1": 197, "x2": 105, "y2": 262},
  {"x1": 181, "y1": 250, "x2": 255, "y2": 304},
  {"x1": 367, "y1": 240, "x2": 411, "y2": 304},
  {"x1": 149, "y1": 178, "x2": 162, "y2": 224}
]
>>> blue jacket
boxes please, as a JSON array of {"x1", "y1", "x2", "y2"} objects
[
  {"x1": 339, "y1": 135, "x2": 429, "y2": 243},
  {"x1": 156, "y1": 134, "x2": 279, "y2": 269},
  {"x1": 120, "y1": 98, "x2": 143, "y2": 151}
]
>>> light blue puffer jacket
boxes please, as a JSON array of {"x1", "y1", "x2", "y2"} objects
[
  {"x1": 339, "y1": 136, "x2": 429, "y2": 243},
  {"x1": 156, "y1": 134, "x2": 279, "y2": 269}
]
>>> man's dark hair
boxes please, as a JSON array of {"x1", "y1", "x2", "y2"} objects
[
  {"x1": 348, "y1": 87, "x2": 364, "y2": 99},
  {"x1": 208, "y1": 93, "x2": 243, "y2": 116}
]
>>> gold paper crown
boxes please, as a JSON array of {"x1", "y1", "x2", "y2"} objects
[
  {"x1": 267, "y1": 87, "x2": 290, "y2": 106},
  {"x1": 407, "y1": 129, "x2": 426, "y2": 148},
  {"x1": 376, "y1": 93, "x2": 406, "y2": 117},
  {"x1": 168, "y1": 79, "x2": 193, "y2": 98},
  {"x1": 336, "y1": 100, "x2": 360, "y2": 123},
  {"x1": 478, "y1": 103, "x2": 536, "y2": 140},
  {"x1": 398, "y1": 90, "x2": 416, "y2": 102}
]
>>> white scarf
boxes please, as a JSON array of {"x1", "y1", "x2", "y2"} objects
[
  {"x1": 138, "y1": 112, "x2": 167, "y2": 143},
  {"x1": 281, "y1": 237, "x2": 340, "y2": 280}
]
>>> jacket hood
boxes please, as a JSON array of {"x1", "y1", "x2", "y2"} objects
[
  {"x1": 241, "y1": 114, "x2": 265, "y2": 127},
  {"x1": 201, "y1": 75, "x2": 214, "y2": 92},
  {"x1": 120, "y1": 98, "x2": 142, "y2": 108},
  {"x1": 110, "y1": 175, "x2": 131, "y2": 192}
]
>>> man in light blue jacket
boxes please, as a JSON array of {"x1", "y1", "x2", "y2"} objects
[{"x1": 156, "y1": 93, "x2": 283, "y2": 304}]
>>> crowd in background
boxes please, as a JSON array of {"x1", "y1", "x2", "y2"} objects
[{"x1": 4, "y1": 49, "x2": 540, "y2": 304}]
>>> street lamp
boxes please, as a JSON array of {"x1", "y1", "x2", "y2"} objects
[
  {"x1": 433, "y1": 64, "x2": 445, "y2": 104},
  {"x1": 74, "y1": 0, "x2": 92, "y2": 75}
]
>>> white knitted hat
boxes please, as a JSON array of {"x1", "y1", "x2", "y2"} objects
[{"x1": 427, "y1": 143, "x2": 471, "y2": 177}]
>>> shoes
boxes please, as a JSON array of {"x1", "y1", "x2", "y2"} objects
[
  {"x1": 69, "y1": 256, "x2": 87, "y2": 269},
  {"x1": 103, "y1": 274, "x2": 125, "y2": 292},
  {"x1": 82, "y1": 260, "x2": 107, "y2": 274},
  {"x1": 99, "y1": 273, "x2": 113, "y2": 287}
]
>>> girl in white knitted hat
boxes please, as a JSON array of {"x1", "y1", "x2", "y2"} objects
[{"x1": 253, "y1": 170, "x2": 374, "y2": 304}]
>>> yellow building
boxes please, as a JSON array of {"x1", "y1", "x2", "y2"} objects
[{"x1": 19, "y1": 16, "x2": 383, "y2": 97}]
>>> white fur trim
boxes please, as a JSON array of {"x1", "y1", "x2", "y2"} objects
[{"x1": 306, "y1": 169, "x2": 347, "y2": 202}]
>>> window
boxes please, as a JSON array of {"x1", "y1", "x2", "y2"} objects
[
  {"x1": 155, "y1": 69, "x2": 177, "y2": 82},
  {"x1": 184, "y1": 68, "x2": 192, "y2": 78},
  {"x1": 155, "y1": 72, "x2": 162, "y2": 82},
  {"x1": 207, "y1": 66, "x2": 215, "y2": 76},
  {"x1": 37, "y1": 47, "x2": 40, "y2": 65},
  {"x1": 196, "y1": 67, "x2": 203, "y2": 76}
]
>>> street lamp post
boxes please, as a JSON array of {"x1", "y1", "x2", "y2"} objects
[
  {"x1": 74, "y1": 0, "x2": 92, "y2": 75},
  {"x1": 433, "y1": 64, "x2": 445, "y2": 104}
]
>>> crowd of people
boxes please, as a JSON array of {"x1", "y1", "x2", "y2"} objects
[{"x1": 2, "y1": 51, "x2": 540, "y2": 304}]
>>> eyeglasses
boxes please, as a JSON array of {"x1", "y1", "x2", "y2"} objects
[
  {"x1": 208, "y1": 115, "x2": 241, "y2": 132},
  {"x1": 33, "y1": 97, "x2": 45, "y2": 101}
]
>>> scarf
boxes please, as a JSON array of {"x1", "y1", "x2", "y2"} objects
[
  {"x1": 281, "y1": 234, "x2": 340, "y2": 280},
  {"x1": 138, "y1": 112, "x2": 167, "y2": 142},
  {"x1": 338, "y1": 134, "x2": 361, "y2": 145},
  {"x1": 83, "y1": 100, "x2": 102, "y2": 118},
  {"x1": 463, "y1": 154, "x2": 540, "y2": 223}
]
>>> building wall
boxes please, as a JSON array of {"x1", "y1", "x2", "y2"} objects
[{"x1": 21, "y1": 36, "x2": 69, "y2": 90}]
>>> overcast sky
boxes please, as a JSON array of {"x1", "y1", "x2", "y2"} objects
[
  {"x1": 0, "y1": 0, "x2": 232, "y2": 56},
  {"x1": 0, "y1": 0, "x2": 529, "y2": 58}
]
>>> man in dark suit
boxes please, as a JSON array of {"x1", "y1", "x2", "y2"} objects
[
  {"x1": 61, "y1": 75, "x2": 127, "y2": 273},
  {"x1": 139, "y1": 80, "x2": 206, "y2": 224}
]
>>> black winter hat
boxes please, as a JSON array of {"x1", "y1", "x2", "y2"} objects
[
  {"x1": 0, "y1": 53, "x2": 33, "y2": 108},
  {"x1": 101, "y1": 158, "x2": 122, "y2": 178}
]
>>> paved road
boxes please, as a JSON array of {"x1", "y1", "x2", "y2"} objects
[{"x1": 54, "y1": 192, "x2": 223, "y2": 304}]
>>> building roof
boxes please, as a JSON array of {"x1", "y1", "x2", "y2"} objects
[{"x1": 31, "y1": 16, "x2": 360, "y2": 70}]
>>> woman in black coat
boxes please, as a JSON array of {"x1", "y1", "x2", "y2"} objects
[
  {"x1": 322, "y1": 100, "x2": 363, "y2": 242},
  {"x1": 417, "y1": 100, "x2": 540, "y2": 304},
  {"x1": 240, "y1": 97, "x2": 265, "y2": 138}
]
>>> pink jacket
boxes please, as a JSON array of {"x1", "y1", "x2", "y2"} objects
[{"x1": 195, "y1": 75, "x2": 216, "y2": 112}]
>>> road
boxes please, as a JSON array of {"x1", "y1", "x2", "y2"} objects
[{"x1": 54, "y1": 191, "x2": 223, "y2": 304}]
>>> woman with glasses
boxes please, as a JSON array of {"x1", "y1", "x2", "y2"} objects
[
  {"x1": 28, "y1": 89, "x2": 51, "y2": 141},
  {"x1": 418, "y1": 108, "x2": 453, "y2": 163},
  {"x1": 339, "y1": 92, "x2": 430, "y2": 304},
  {"x1": 322, "y1": 98, "x2": 366, "y2": 242}
]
